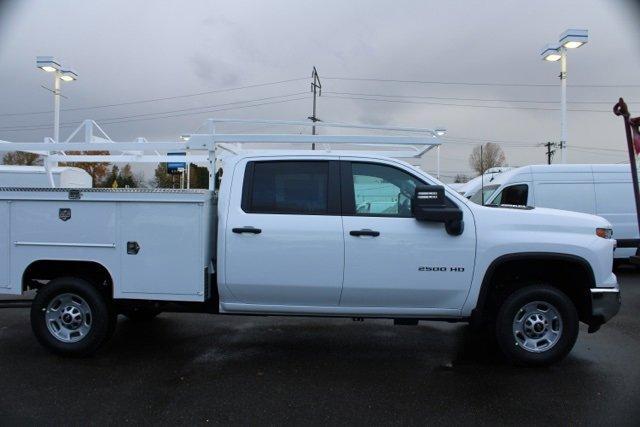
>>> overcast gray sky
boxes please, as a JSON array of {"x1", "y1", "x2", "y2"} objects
[{"x1": 1, "y1": 0, "x2": 639, "y2": 181}]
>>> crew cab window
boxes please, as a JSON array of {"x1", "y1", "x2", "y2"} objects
[
  {"x1": 243, "y1": 161, "x2": 330, "y2": 215},
  {"x1": 489, "y1": 184, "x2": 529, "y2": 206},
  {"x1": 349, "y1": 163, "x2": 423, "y2": 217}
]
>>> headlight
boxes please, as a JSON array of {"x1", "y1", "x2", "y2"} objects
[{"x1": 596, "y1": 228, "x2": 613, "y2": 239}]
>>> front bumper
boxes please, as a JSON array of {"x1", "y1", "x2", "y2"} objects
[{"x1": 588, "y1": 288, "x2": 621, "y2": 333}]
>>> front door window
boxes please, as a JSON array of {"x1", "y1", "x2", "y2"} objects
[{"x1": 351, "y1": 162, "x2": 423, "y2": 217}]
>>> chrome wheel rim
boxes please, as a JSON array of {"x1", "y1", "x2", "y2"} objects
[
  {"x1": 45, "y1": 293, "x2": 92, "y2": 343},
  {"x1": 512, "y1": 301, "x2": 562, "y2": 353}
]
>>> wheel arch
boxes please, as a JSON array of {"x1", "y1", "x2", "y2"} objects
[
  {"x1": 473, "y1": 252, "x2": 595, "y2": 324},
  {"x1": 22, "y1": 259, "x2": 115, "y2": 297}
]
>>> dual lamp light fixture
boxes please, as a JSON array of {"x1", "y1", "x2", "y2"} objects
[
  {"x1": 36, "y1": 56, "x2": 78, "y2": 81},
  {"x1": 540, "y1": 29, "x2": 588, "y2": 61}
]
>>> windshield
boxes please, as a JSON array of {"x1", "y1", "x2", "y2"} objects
[{"x1": 469, "y1": 184, "x2": 499, "y2": 205}]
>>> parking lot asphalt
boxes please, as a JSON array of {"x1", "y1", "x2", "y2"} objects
[{"x1": 0, "y1": 270, "x2": 639, "y2": 426}]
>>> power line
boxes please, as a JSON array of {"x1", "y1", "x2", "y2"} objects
[
  {"x1": 1, "y1": 95, "x2": 309, "y2": 131},
  {"x1": 2, "y1": 74, "x2": 635, "y2": 120},
  {"x1": 443, "y1": 139, "x2": 536, "y2": 148},
  {"x1": 0, "y1": 77, "x2": 308, "y2": 118},
  {"x1": 323, "y1": 94, "x2": 615, "y2": 113},
  {"x1": 4, "y1": 73, "x2": 632, "y2": 124},
  {"x1": 0, "y1": 92, "x2": 309, "y2": 131},
  {"x1": 441, "y1": 136, "x2": 625, "y2": 155},
  {"x1": 324, "y1": 90, "x2": 637, "y2": 105},
  {"x1": 100, "y1": 96, "x2": 309, "y2": 126},
  {"x1": 324, "y1": 76, "x2": 640, "y2": 88},
  {"x1": 569, "y1": 147, "x2": 626, "y2": 155},
  {"x1": 568, "y1": 146, "x2": 626, "y2": 153},
  {"x1": 443, "y1": 135, "x2": 539, "y2": 145},
  {"x1": 0, "y1": 95, "x2": 309, "y2": 132}
]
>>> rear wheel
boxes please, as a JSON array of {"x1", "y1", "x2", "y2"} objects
[
  {"x1": 495, "y1": 285, "x2": 578, "y2": 366},
  {"x1": 31, "y1": 277, "x2": 114, "y2": 357}
]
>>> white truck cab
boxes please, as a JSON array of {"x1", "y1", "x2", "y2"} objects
[{"x1": 0, "y1": 120, "x2": 621, "y2": 366}]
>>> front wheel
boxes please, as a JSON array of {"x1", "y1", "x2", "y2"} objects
[
  {"x1": 495, "y1": 285, "x2": 579, "y2": 366},
  {"x1": 31, "y1": 277, "x2": 114, "y2": 357}
]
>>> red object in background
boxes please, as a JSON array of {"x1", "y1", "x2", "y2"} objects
[
  {"x1": 631, "y1": 117, "x2": 640, "y2": 155},
  {"x1": 613, "y1": 98, "x2": 640, "y2": 263}
]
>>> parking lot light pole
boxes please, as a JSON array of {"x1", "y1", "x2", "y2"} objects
[
  {"x1": 560, "y1": 46, "x2": 567, "y2": 163},
  {"x1": 434, "y1": 128, "x2": 446, "y2": 179},
  {"x1": 36, "y1": 57, "x2": 78, "y2": 143},
  {"x1": 180, "y1": 134, "x2": 192, "y2": 189},
  {"x1": 540, "y1": 29, "x2": 588, "y2": 163}
]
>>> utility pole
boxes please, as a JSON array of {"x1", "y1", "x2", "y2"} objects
[
  {"x1": 480, "y1": 144, "x2": 485, "y2": 205},
  {"x1": 308, "y1": 66, "x2": 322, "y2": 149},
  {"x1": 543, "y1": 141, "x2": 557, "y2": 165}
]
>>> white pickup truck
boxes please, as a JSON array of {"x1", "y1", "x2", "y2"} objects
[{"x1": 0, "y1": 122, "x2": 621, "y2": 366}]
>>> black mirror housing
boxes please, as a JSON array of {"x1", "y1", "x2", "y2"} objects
[{"x1": 412, "y1": 185, "x2": 464, "y2": 236}]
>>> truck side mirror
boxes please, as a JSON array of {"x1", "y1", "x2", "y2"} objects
[{"x1": 411, "y1": 185, "x2": 464, "y2": 236}]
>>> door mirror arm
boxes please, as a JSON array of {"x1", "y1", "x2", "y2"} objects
[{"x1": 444, "y1": 217, "x2": 464, "y2": 236}]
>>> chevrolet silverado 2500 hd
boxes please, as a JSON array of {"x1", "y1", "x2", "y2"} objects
[{"x1": 0, "y1": 122, "x2": 621, "y2": 366}]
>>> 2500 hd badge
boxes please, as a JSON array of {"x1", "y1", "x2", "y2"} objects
[{"x1": 418, "y1": 266, "x2": 465, "y2": 272}]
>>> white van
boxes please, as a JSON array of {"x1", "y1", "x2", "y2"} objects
[
  {"x1": 0, "y1": 165, "x2": 92, "y2": 188},
  {"x1": 458, "y1": 167, "x2": 514, "y2": 198},
  {"x1": 475, "y1": 164, "x2": 638, "y2": 259}
]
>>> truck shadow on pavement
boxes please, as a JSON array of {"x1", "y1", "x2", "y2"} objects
[{"x1": 106, "y1": 314, "x2": 594, "y2": 372}]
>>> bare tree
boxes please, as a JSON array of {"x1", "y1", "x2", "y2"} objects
[
  {"x1": 2, "y1": 152, "x2": 42, "y2": 166},
  {"x1": 454, "y1": 173, "x2": 471, "y2": 183},
  {"x1": 469, "y1": 143, "x2": 506, "y2": 175}
]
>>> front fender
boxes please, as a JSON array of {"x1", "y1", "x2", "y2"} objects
[{"x1": 461, "y1": 226, "x2": 615, "y2": 317}]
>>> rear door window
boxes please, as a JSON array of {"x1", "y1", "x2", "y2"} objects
[{"x1": 242, "y1": 161, "x2": 339, "y2": 215}]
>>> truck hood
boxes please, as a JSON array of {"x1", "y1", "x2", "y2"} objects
[{"x1": 471, "y1": 204, "x2": 612, "y2": 234}]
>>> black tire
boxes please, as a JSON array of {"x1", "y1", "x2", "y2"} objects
[
  {"x1": 30, "y1": 277, "x2": 114, "y2": 357},
  {"x1": 121, "y1": 307, "x2": 161, "y2": 322},
  {"x1": 495, "y1": 285, "x2": 579, "y2": 367}
]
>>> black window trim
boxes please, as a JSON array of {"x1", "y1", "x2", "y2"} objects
[
  {"x1": 490, "y1": 182, "x2": 529, "y2": 206},
  {"x1": 241, "y1": 160, "x2": 341, "y2": 216},
  {"x1": 341, "y1": 160, "x2": 458, "y2": 217}
]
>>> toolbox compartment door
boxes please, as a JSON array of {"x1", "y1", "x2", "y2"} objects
[{"x1": 118, "y1": 202, "x2": 205, "y2": 301}]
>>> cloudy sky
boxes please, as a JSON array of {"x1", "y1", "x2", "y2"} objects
[{"x1": 0, "y1": 0, "x2": 639, "y2": 181}]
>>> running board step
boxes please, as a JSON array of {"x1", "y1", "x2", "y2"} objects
[
  {"x1": 0, "y1": 300, "x2": 32, "y2": 309},
  {"x1": 394, "y1": 318, "x2": 419, "y2": 326}
]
